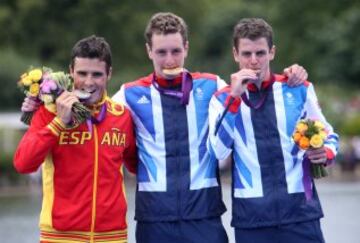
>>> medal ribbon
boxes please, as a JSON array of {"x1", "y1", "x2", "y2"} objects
[
  {"x1": 86, "y1": 103, "x2": 107, "y2": 133},
  {"x1": 152, "y1": 71, "x2": 193, "y2": 105}
]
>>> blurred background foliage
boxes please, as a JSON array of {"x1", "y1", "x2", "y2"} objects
[
  {"x1": 1, "y1": 0, "x2": 359, "y2": 88},
  {"x1": 0, "y1": 0, "x2": 359, "y2": 140}
]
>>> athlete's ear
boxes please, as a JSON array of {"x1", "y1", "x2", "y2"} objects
[
  {"x1": 146, "y1": 43, "x2": 153, "y2": 60},
  {"x1": 233, "y1": 46, "x2": 240, "y2": 63},
  {"x1": 69, "y1": 64, "x2": 74, "y2": 78},
  {"x1": 107, "y1": 67, "x2": 112, "y2": 81},
  {"x1": 184, "y1": 41, "x2": 189, "y2": 59},
  {"x1": 269, "y1": 45, "x2": 276, "y2": 61}
]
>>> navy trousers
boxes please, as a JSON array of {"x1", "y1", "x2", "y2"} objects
[
  {"x1": 136, "y1": 217, "x2": 228, "y2": 243},
  {"x1": 235, "y1": 219, "x2": 325, "y2": 243}
]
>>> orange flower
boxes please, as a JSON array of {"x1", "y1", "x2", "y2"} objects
[
  {"x1": 293, "y1": 132, "x2": 302, "y2": 143},
  {"x1": 299, "y1": 136, "x2": 310, "y2": 150}
]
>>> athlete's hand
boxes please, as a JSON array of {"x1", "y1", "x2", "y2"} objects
[
  {"x1": 230, "y1": 69, "x2": 259, "y2": 97},
  {"x1": 56, "y1": 91, "x2": 79, "y2": 125},
  {"x1": 21, "y1": 97, "x2": 40, "y2": 112},
  {"x1": 283, "y1": 64, "x2": 308, "y2": 87},
  {"x1": 306, "y1": 147, "x2": 327, "y2": 164}
]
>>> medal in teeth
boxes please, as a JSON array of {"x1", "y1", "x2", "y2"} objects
[
  {"x1": 74, "y1": 89, "x2": 91, "y2": 100},
  {"x1": 162, "y1": 67, "x2": 183, "y2": 76}
]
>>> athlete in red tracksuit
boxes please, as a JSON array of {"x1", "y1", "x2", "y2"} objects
[
  {"x1": 14, "y1": 96, "x2": 137, "y2": 243},
  {"x1": 14, "y1": 35, "x2": 137, "y2": 243}
]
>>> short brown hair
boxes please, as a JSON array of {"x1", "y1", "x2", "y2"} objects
[
  {"x1": 144, "y1": 12, "x2": 188, "y2": 47},
  {"x1": 233, "y1": 18, "x2": 273, "y2": 52},
  {"x1": 70, "y1": 35, "x2": 112, "y2": 74}
]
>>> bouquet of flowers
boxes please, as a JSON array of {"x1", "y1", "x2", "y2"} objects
[
  {"x1": 17, "y1": 68, "x2": 42, "y2": 124},
  {"x1": 292, "y1": 119, "x2": 328, "y2": 179},
  {"x1": 18, "y1": 67, "x2": 91, "y2": 125}
]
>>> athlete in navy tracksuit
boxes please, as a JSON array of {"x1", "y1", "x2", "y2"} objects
[
  {"x1": 113, "y1": 71, "x2": 228, "y2": 243},
  {"x1": 112, "y1": 13, "x2": 230, "y2": 243},
  {"x1": 208, "y1": 18, "x2": 339, "y2": 243}
]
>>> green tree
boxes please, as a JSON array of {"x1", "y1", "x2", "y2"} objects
[{"x1": 0, "y1": 0, "x2": 359, "y2": 110}]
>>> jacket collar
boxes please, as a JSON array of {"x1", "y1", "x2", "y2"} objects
[{"x1": 247, "y1": 73, "x2": 275, "y2": 92}]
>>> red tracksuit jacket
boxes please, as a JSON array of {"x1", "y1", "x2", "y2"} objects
[{"x1": 14, "y1": 96, "x2": 137, "y2": 243}]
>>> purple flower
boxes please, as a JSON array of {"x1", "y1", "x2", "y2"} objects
[{"x1": 40, "y1": 78, "x2": 58, "y2": 94}]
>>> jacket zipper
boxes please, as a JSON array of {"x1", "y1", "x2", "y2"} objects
[
  {"x1": 175, "y1": 107, "x2": 181, "y2": 219},
  {"x1": 90, "y1": 125, "x2": 99, "y2": 242}
]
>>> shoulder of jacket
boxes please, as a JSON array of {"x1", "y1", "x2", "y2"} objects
[
  {"x1": 191, "y1": 72, "x2": 218, "y2": 81},
  {"x1": 274, "y1": 73, "x2": 311, "y2": 87},
  {"x1": 214, "y1": 85, "x2": 231, "y2": 97},
  {"x1": 124, "y1": 75, "x2": 152, "y2": 89},
  {"x1": 106, "y1": 97, "x2": 127, "y2": 116}
]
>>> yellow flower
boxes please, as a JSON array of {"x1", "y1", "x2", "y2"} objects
[
  {"x1": 21, "y1": 76, "x2": 33, "y2": 86},
  {"x1": 28, "y1": 69, "x2": 43, "y2": 82},
  {"x1": 20, "y1": 73, "x2": 28, "y2": 79},
  {"x1": 296, "y1": 122, "x2": 308, "y2": 134},
  {"x1": 310, "y1": 134, "x2": 324, "y2": 148},
  {"x1": 314, "y1": 120, "x2": 325, "y2": 130},
  {"x1": 299, "y1": 136, "x2": 310, "y2": 150},
  {"x1": 319, "y1": 131, "x2": 327, "y2": 140},
  {"x1": 29, "y1": 83, "x2": 40, "y2": 97},
  {"x1": 41, "y1": 94, "x2": 54, "y2": 104}
]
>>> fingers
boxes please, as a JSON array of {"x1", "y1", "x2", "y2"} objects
[
  {"x1": 306, "y1": 147, "x2": 327, "y2": 164},
  {"x1": 230, "y1": 69, "x2": 258, "y2": 97},
  {"x1": 310, "y1": 157, "x2": 327, "y2": 164},
  {"x1": 56, "y1": 91, "x2": 80, "y2": 124},
  {"x1": 21, "y1": 97, "x2": 40, "y2": 112},
  {"x1": 284, "y1": 64, "x2": 308, "y2": 87}
]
